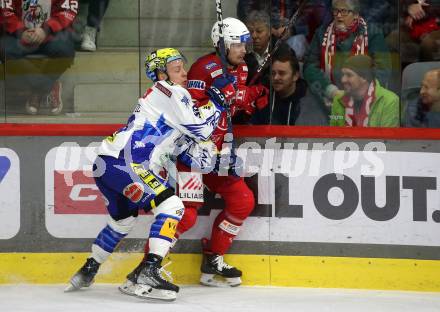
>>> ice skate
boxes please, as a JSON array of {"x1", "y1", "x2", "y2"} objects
[
  {"x1": 118, "y1": 259, "x2": 146, "y2": 296},
  {"x1": 199, "y1": 238, "x2": 242, "y2": 287},
  {"x1": 133, "y1": 255, "x2": 179, "y2": 302},
  {"x1": 119, "y1": 238, "x2": 179, "y2": 297},
  {"x1": 65, "y1": 257, "x2": 100, "y2": 292}
]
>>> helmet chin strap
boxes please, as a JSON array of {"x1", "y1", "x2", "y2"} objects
[{"x1": 217, "y1": 48, "x2": 233, "y2": 68}]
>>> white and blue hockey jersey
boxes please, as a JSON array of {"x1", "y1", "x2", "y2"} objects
[{"x1": 98, "y1": 80, "x2": 222, "y2": 173}]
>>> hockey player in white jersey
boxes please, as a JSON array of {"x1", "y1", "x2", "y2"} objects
[{"x1": 65, "y1": 48, "x2": 228, "y2": 301}]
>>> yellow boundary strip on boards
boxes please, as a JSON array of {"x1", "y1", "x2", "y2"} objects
[{"x1": 0, "y1": 253, "x2": 439, "y2": 292}]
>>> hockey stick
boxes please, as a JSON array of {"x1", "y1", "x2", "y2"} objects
[
  {"x1": 248, "y1": 0, "x2": 309, "y2": 85},
  {"x1": 215, "y1": 0, "x2": 229, "y2": 75},
  {"x1": 215, "y1": 0, "x2": 236, "y2": 175}
]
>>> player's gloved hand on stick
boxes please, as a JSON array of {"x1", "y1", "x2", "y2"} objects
[
  {"x1": 206, "y1": 86, "x2": 229, "y2": 111},
  {"x1": 212, "y1": 74, "x2": 236, "y2": 103}
]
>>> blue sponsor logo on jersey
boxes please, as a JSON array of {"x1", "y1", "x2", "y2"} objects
[
  {"x1": 187, "y1": 80, "x2": 206, "y2": 90},
  {"x1": 205, "y1": 62, "x2": 218, "y2": 70},
  {"x1": 0, "y1": 156, "x2": 11, "y2": 184},
  {"x1": 181, "y1": 95, "x2": 191, "y2": 107}
]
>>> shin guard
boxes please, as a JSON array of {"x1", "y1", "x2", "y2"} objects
[
  {"x1": 148, "y1": 195, "x2": 184, "y2": 258},
  {"x1": 209, "y1": 211, "x2": 242, "y2": 255}
]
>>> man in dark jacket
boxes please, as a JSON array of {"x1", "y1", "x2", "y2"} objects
[
  {"x1": 405, "y1": 68, "x2": 440, "y2": 127},
  {"x1": 252, "y1": 43, "x2": 328, "y2": 125}
]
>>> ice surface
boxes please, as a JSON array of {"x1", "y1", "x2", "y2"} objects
[{"x1": 0, "y1": 284, "x2": 439, "y2": 312}]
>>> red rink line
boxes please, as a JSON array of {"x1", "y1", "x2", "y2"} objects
[{"x1": 1, "y1": 124, "x2": 440, "y2": 140}]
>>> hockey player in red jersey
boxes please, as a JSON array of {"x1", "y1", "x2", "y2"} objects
[
  {"x1": 120, "y1": 17, "x2": 268, "y2": 293},
  {"x1": 183, "y1": 17, "x2": 268, "y2": 288}
]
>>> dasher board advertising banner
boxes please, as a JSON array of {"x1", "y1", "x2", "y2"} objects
[
  {"x1": 46, "y1": 143, "x2": 152, "y2": 238},
  {"x1": 0, "y1": 148, "x2": 20, "y2": 239},
  {"x1": 44, "y1": 143, "x2": 263, "y2": 240},
  {"x1": 45, "y1": 142, "x2": 440, "y2": 246}
]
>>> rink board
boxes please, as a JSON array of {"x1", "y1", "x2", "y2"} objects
[
  {"x1": 0, "y1": 253, "x2": 440, "y2": 291},
  {"x1": 1, "y1": 125, "x2": 440, "y2": 292}
]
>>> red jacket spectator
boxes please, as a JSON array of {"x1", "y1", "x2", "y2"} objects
[
  {"x1": 1, "y1": 0, "x2": 77, "y2": 115},
  {"x1": 1, "y1": 0, "x2": 77, "y2": 38}
]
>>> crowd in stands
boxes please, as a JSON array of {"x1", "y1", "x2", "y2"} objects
[
  {"x1": 0, "y1": 0, "x2": 107, "y2": 115},
  {"x1": 0, "y1": 0, "x2": 439, "y2": 128}
]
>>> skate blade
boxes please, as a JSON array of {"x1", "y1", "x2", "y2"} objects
[
  {"x1": 64, "y1": 283, "x2": 78, "y2": 292},
  {"x1": 118, "y1": 280, "x2": 137, "y2": 297},
  {"x1": 200, "y1": 273, "x2": 242, "y2": 287},
  {"x1": 64, "y1": 275, "x2": 93, "y2": 292},
  {"x1": 64, "y1": 281, "x2": 90, "y2": 292},
  {"x1": 134, "y1": 284, "x2": 177, "y2": 302}
]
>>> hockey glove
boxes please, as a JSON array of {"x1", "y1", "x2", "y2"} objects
[
  {"x1": 233, "y1": 63, "x2": 249, "y2": 86},
  {"x1": 206, "y1": 86, "x2": 228, "y2": 112},
  {"x1": 255, "y1": 85, "x2": 269, "y2": 110},
  {"x1": 235, "y1": 84, "x2": 269, "y2": 115},
  {"x1": 212, "y1": 74, "x2": 236, "y2": 103}
]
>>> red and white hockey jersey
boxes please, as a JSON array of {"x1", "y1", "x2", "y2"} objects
[
  {"x1": 0, "y1": 0, "x2": 77, "y2": 34},
  {"x1": 187, "y1": 52, "x2": 265, "y2": 149}
]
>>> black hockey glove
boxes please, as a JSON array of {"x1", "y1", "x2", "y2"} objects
[{"x1": 206, "y1": 86, "x2": 229, "y2": 112}]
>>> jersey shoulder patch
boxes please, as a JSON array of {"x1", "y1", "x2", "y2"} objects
[
  {"x1": 155, "y1": 82, "x2": 172, "y2": 98},
  {"x1": 205, "y1": 62, "x2": 218, "y2": 70},
  {"x1": 210, "y1": 69, "x2": 223, "y2": 79}
]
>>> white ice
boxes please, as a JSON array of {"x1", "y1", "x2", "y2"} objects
[{"x1": 1, "y1": 285, "x2": 440, "y2": 312}]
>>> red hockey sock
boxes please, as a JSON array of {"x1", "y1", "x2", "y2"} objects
[{"x1": 209, "y1": 211, "x2": 241, "y2": 255}]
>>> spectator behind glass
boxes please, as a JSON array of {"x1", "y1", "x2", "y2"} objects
[
  {"x1": 238, "y1": 1, "x2": 312, "y2": 62},
  {"x1": 401, "y1": 0, "x2": 440, "y2": 62},
  {"x1": 237, "y1": 0, "x2": 270, "y2": 22},
  {"x1": 321, "y1": 0, "x2": 397, "y2": 36},
  {"x1": 270, "y1": 0, "x2": 310, "y2": 62},
  {"x1": 81, "y1": 0, "x2": 110, "y2": 52},
  {"x1": 244, "y1": 10, "x2": 271, "y2": 88},
  {"x1": 405, "y1": 68, "x2": 440, "y2": 127},
  {"x1": 303, "y1": 0, "x2": 391, "y2": 108},
  {"x1": 252, "y1": 43, "x2": 328, "y2": 125},
  {"x1": 1, "y1": 0, "x2": 77, "y2": 115},
  {"x1": 330, "y1": 55, "x2": 399, "y2": 127}
]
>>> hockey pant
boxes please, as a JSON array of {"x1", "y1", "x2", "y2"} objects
[{"x1": 92, "y1": 155, "x2": 184, "y2": 262}]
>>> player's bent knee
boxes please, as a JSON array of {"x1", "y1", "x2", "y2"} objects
[
  {"x1": 241, "y1": 187, "x2": 255, "y2": 211},
  {"x1": 224, "y1": 187, "x2": 255, "y2": 221},
  {"x1": 154, "y1": 194, "x2": 185, "y2": 220},
  {"x1": 108, "y1": 215, "x2": 137, "y2": 235}
]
